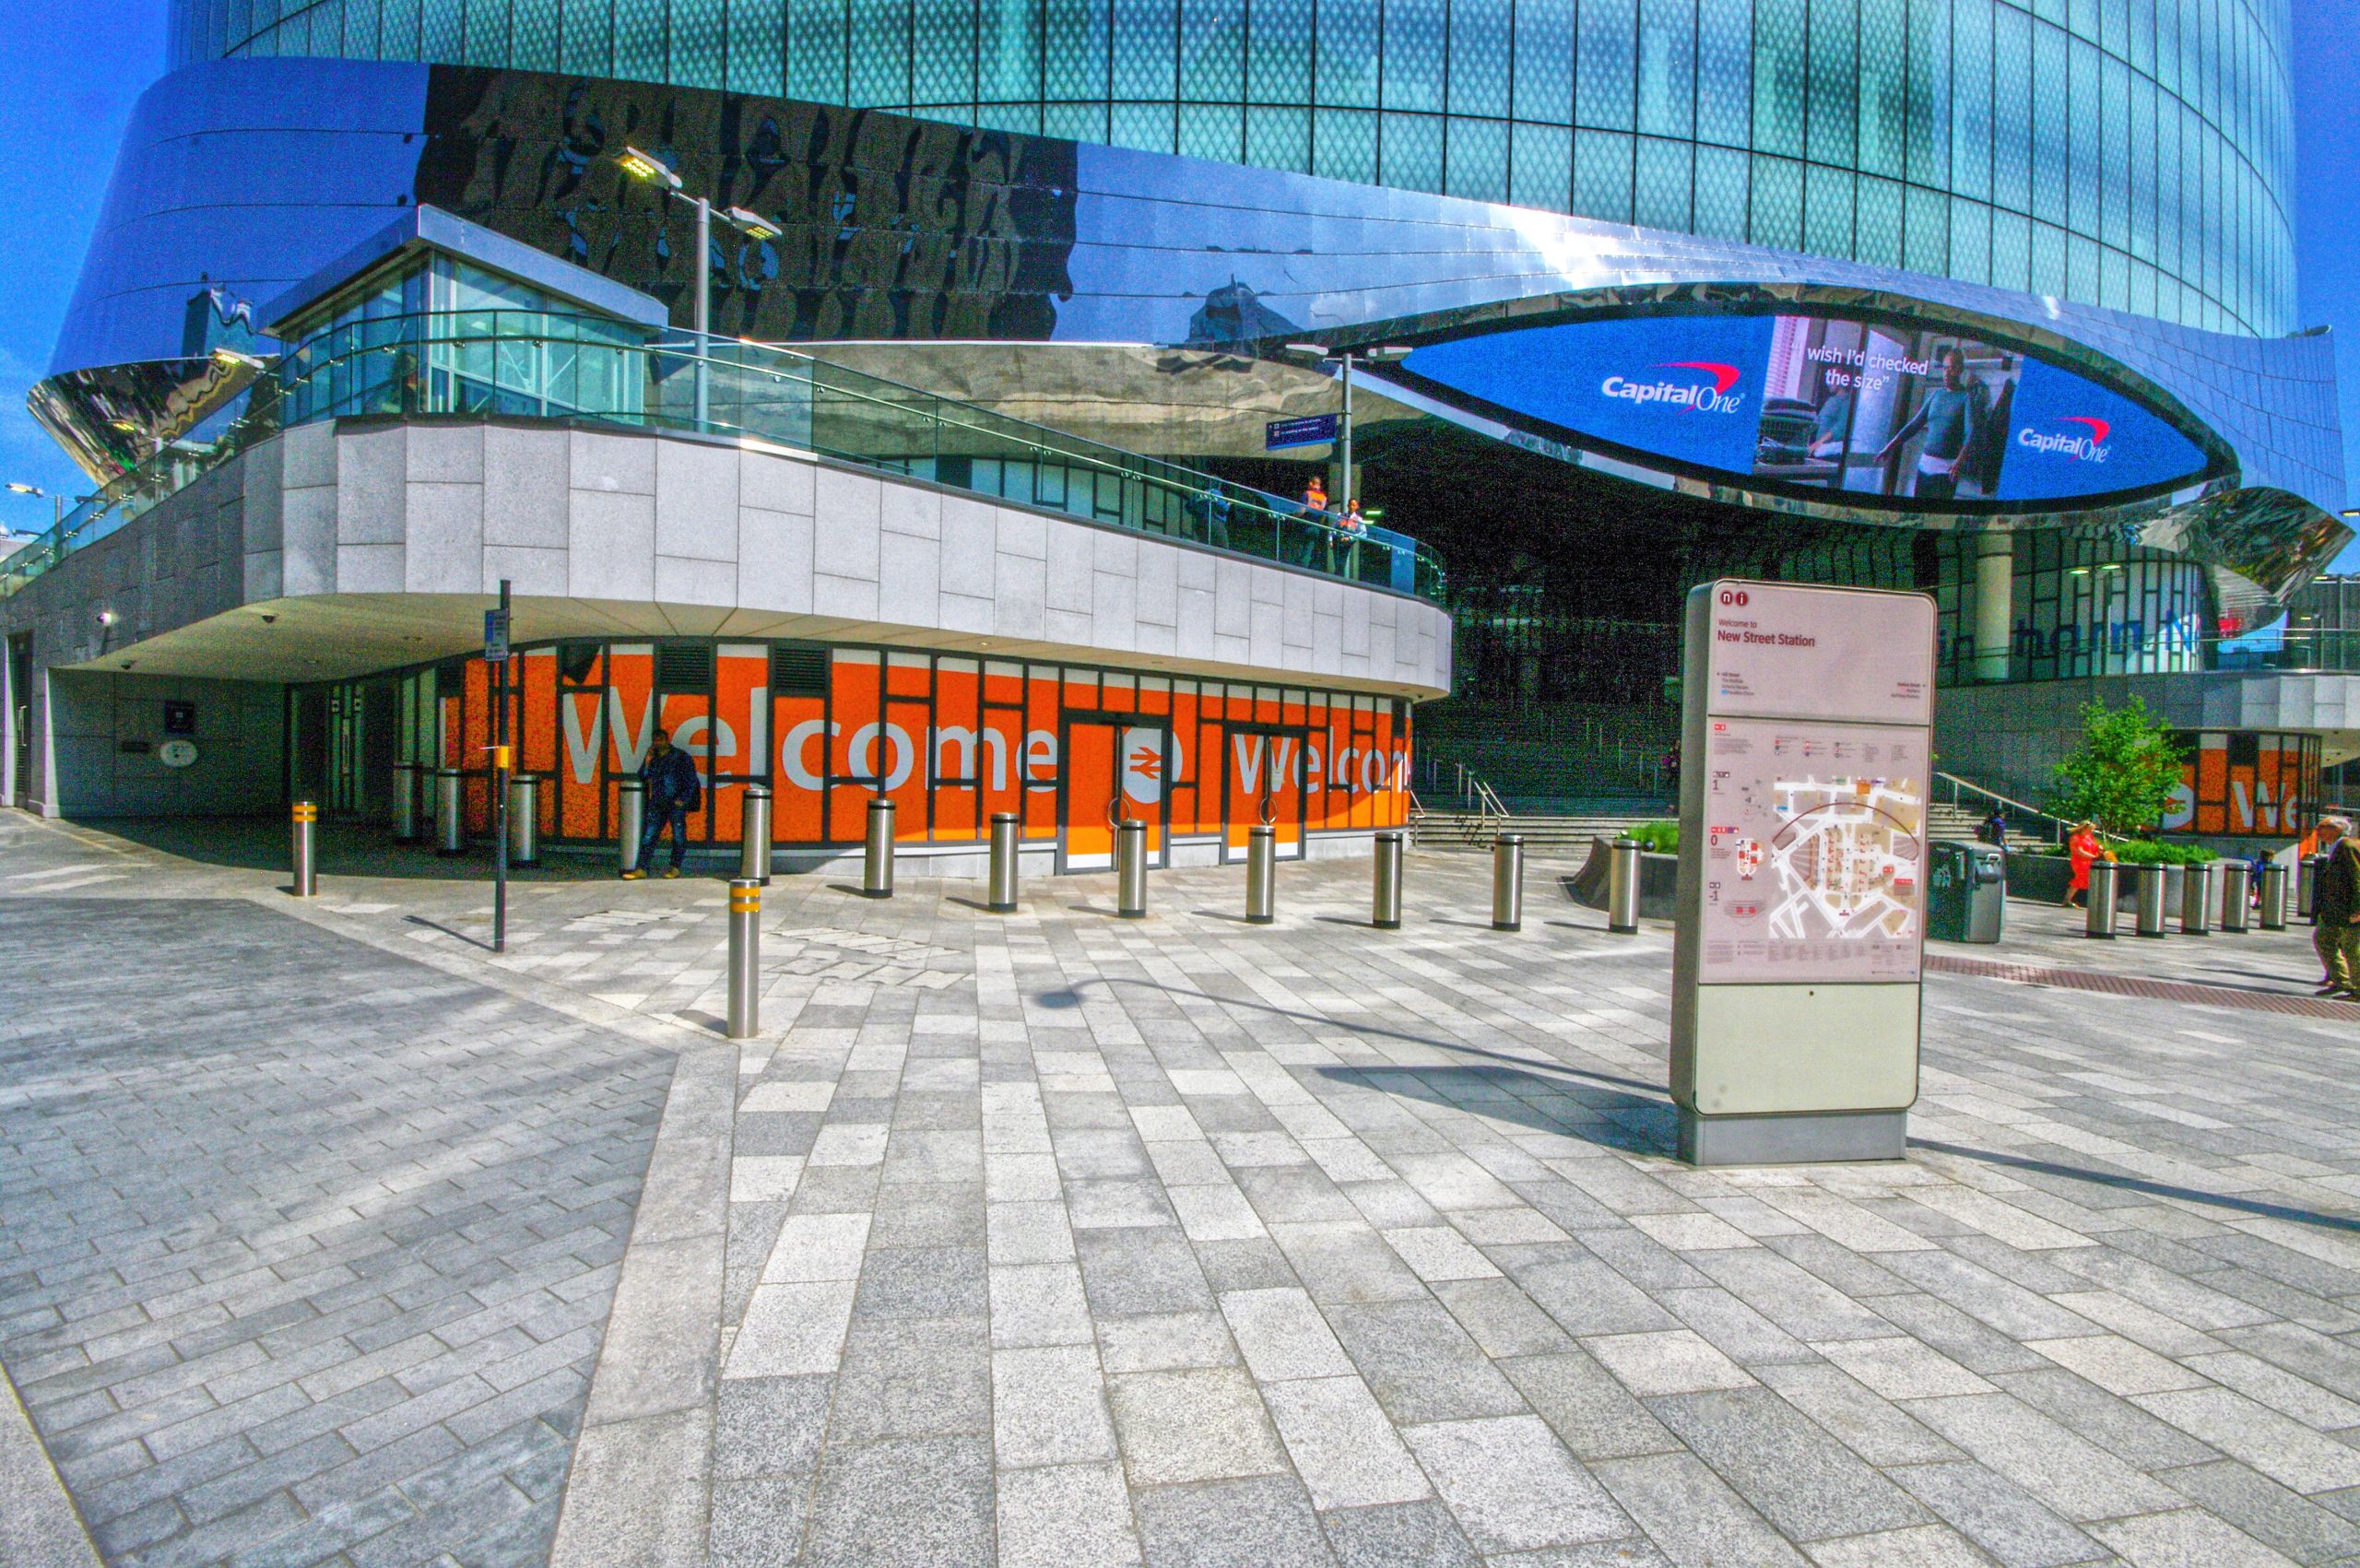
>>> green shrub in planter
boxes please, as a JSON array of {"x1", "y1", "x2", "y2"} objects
[
  {"x1": 2110, "y1": 841, "x2": 2215, "y2": 867},
  {"x1": 1625, "y1": 821, "x2": 1679, "y2": 854}
]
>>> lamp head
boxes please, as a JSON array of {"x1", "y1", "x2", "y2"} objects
[
  {"x1": 618, "y1": 146, "x2": 684, "y2": 191},
  {"x1": 723, "y1": 206, "x2": 782, "y2": 242}
]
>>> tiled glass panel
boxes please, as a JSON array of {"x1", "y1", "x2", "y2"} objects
[
  {"x1": 1752, "y1": 0, "x2": 1806, "y2": 158},
  {"x1": 1316, "y1": 0, "x2": 1378, "y2": 106},
  {"x1": 1110, "y1": 100, "x2": 1176, "y2": 148},
  {"x1": 1575, "y1": 0, "x2": 1634, "y2": 131},
  {"x1": 1692, "y1": 142, "x2": 1747, "y2": 239},
  {"x1": 1693, "y1": 0, "x2": 1750, "y2": 147},
  {"x1": 615, "y1": 0, "x2": 667, "y2": 78},
  {"x1": 980, "y1": 0, "x2": 1044, "y2": 102},
  {"x1": 1634, "y1": 0, "x2": 1693, "y2": 139},
  {"x1": 1445, "y1": 116, "x2": 1508, "y2": 202},
  {"x1": 1245, "y1": 0, "x2": 1312, "y2": 103},
  {"x1": 1804, "y1": 0, "x2": 1855, "y2": 169},
  {"x1": 513, "y1": 0, "x2": 564, "y2": 71},
  {"x1": 851, "y1": 0, "x2": 911, "y2": 105},
  {"x1": 1508, "y1": 121, "x2": 1572, "y2": 209},
  {"x1": 785, "y1": 0, "x2": 845, "y2": 100},
  {"x1": 1179, "y1": 0, "x2": 1244, "y2": 101},
  {"x1": 1382, "y1": 0, "x2": 1445, "y2": 113},
  {"x1": 1312, "y1": 106, "x2": 1379, "y2": 181},
  {"x1": 1179, "y1": 101, "x2": 1243, "y2": 159},
  {"x1": 914, "y1": 0, "x2": 974, "y2": 105},
  {"x1": 1114, "y1": 0, "x2": 1176, "y2": 98},
  {"x1": 1510, "y1": 0, "x2": 1572, "y2": 124},
  {"x1": 1573, "y1": 128, "x2": 1633, "y2": 221},
  {"x1": 1632, "y1": 135, "x2": 1691, "y2": 232},
  {"x1": 1856, "y1": 0, "x2": 1904, "y2": 179},
  {"x1": 1802, "y1": 159, "x2": 1852, "y2": 258},
  {"x1": 1044, "y1": 0, "x2": 1109, "y2": 98},
  {"x1": 1245, "y1": 104, "x2": 1310, "y2": 168},
  {"x1": 1446, "y1": 0, "x2": 1510, "y2": 119},
  {"x1": 1750, "y1": 151, "x2": 1804, "y2": 249},
  {"x1": 1380, "y1": 110, "x2": 1444, "y2": 192},
  {"x1": 1856, "y1": 172, "x2": 1901, "y2": 266}
]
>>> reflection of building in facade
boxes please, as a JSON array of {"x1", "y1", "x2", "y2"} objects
[{"x1": 1, "y1": 1, "x2": 2349, "y2": 846}]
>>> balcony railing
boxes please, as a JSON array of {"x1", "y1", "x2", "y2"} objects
[{"x1": 3, "y1": 312, "x2": 1444, "y2": 603}]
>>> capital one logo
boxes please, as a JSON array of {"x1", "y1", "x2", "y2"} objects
[
  {"x1": 1599, "y1": 360, "x2": 1748, "y2": 415},
  {"x1": 2017, "y1": 415, "x2": 2112, "y2": 463}
]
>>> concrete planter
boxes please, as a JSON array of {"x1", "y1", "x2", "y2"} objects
[{"x1": 1566, "y1": 838, "x2": 1680, "y2": 921}]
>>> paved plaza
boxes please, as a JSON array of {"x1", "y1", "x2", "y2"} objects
[{"x1": 5, "y1": 812, "x2": 2360, "y2": 1566}]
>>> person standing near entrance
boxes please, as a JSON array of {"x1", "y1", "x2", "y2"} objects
[
  {"x1": 2310, "y1": 816, "x2": 2360, "y2": 997},
  {"x1": 623, "y1": 727, "x2": 702, "y2": 879}
]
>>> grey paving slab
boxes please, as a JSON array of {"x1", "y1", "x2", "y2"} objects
[{"x1": 17, "y1": 813, "x2": 2360, "y2": 1565}]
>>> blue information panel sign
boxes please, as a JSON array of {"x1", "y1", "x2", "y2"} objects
[
  {"x1": 483, "y1": 608, "x2": 510, "y2": 662},
  {"x1": 1265, "y1": 413, "x2": 1339, "y2": 450}
]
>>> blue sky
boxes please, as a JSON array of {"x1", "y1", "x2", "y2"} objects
[{"x1": 3, "y1": 2, "x2": 2357, "y2": 557}]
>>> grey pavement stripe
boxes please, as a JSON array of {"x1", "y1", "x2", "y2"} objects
[{"x1": 0, "y1": 1363, "x2": 102, "y2": 1568}]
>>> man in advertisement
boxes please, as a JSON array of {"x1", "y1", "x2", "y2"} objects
[{"x1": 1876, "y1": 348, "x2": 1984, "y2": 501}]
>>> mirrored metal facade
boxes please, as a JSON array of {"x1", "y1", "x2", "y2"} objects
[{"x1": 169, "y1": 0, "x2": 2298, "y2": 338}]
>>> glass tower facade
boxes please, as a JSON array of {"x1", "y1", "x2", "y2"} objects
[{"x1": 168, "y1": 0, "x2": 2297, "y2": 339}]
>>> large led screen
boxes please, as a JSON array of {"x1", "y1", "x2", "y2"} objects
[{"x1": 1398, "y1": 312, "x2": 2213, "y2": 508}]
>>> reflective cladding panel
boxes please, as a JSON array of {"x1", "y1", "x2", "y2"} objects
[
  {"x1": 166, "y1": 0, "x2": 2301, "y2": 341},
  {"x1": 1397, "y1": 309, "x2": 2217, "y2": 510}
]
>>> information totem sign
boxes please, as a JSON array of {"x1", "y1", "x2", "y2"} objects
[{"x1": 1671, "y1": 580, "x2": 1937, "y2": 1165}]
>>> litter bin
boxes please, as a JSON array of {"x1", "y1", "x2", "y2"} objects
[{"x1": 1928, "y1": 841, "x2": 2006, "y2": 944}]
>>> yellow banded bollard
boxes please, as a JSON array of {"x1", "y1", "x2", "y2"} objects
[
  {"x1": 726, "y1": 878, "x2": 761, "y2": 1039},
  {"x1": 290, "y1": 800, "x2": 318, "y2": 898}
]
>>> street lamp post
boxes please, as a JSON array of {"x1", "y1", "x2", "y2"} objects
[
  {"x1": 6, "y1": 483, "x2": 65, "y2": 532},
  {"x1": 616, "y1": 147, "x2": 783, "y2": 431},
  {"x1": 1281, "y1": 344, "x2": 1410, "y2": 513}
]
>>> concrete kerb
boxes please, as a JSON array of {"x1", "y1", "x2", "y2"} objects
[{"x1": 0, "y1": 1365, "x2": 104, "y2": 1568}]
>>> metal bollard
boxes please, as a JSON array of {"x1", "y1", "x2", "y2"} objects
[
  {"x1": 2300, "y1": 856, "x2": 2319, "y2": 921},
  {"x1": 1492, "y1": 833, "x2": 1525, "y2": 932},
  {"x1": 726, "y1": 878, "x2": 761, "y2": 1040},
  {"x1": 1245, "y1": 824, "x2": 1277, "y2": 924},
  {"x1": 2260, "y1": 862, "x2": 2289, "y2": 930},
  {"x1": 1373, "y1": 830, "x2": 1404, "y2": 929},
  {"x1": 2132, "y1": 863, "x2": 2168, "y2": 937},
  {"x1": 1607, "y1": 836, "x2": 1643, "y2": 934},
  {"x1": 863, "y1": 797, "x2": 895, "y2": 897},
  {"x1": 739, "y1": 783, "x2": 773, "y2": 884},
  {"x1": 2178, "y1": 860, "x2": 2212, "y2": 935},
  {"x1": 1116, "y1": 819, "x2": 1148, "y2": 919},
  {"x1": 290, "y1": 799, "x2": 318, "y2": 897},
  {"x1": 2085, "y1": 859, "x2": 2120, "y2": 937},
  {"x1": 617, "y1": 778, "x2": 645, "y2": 875},
  {"x1": 435, "y1": 767, "x2": 464, "y2": 855},
  {"x1": 508, "y1": 775, "x2": 539, "y2": 867},
  {"x1": 391, "y1": 762, "x2": 419, "y2": 840},
  {"x1": 987, "y1": 812, "x2": 1021, "y2": 913},
  {"x1": 2220, "y1": 863, "x2": 2251, "y2": 933}
]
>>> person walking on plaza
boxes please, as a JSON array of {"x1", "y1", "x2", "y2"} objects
[
  {"x1": 2063, "y1": 819, "x2": 2105, "y2": 908},
  {"x1": 2310, "y1": 816, "x2": 2360, "y2": 997},
  {"x1": 623, "y1": 727, "x2": 702, "y2": 880}
]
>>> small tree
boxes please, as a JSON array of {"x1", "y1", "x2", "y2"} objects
[{"x1": 2048, "y1": 697, "x2": 2187, "y2": 836}]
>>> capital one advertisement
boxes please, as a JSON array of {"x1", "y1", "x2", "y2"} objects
[{"x1": 1399, "y1": 311, "x2": 2212, "y2": 507}]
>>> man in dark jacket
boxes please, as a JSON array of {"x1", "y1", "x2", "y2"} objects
[
  {"x1": 2312, "y1": 817, "x2": 2360, "y2": 997},
  {"x1": 624, "y1": 728, "x2": 702, "y2": 879}
]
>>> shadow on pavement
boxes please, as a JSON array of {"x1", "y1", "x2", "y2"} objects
[
  {"x1": 1912, "y1": 1138, "x2": 2360, "y2": 1234},
  {"x1": 89, "y1": 817, "x2": 624, "y2": 882},
  {"x1": 1316, "y1": 1062, "x2": 1677, "y2": 1157}
]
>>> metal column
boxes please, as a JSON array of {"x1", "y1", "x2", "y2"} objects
[
  {"x1": 1607, "y1": 837, "x2": 1643, "y2": 934},
  {"x1": 2300, "y1": 856, "x2": 2319, "y2": 920},
  {"x1": 390, "y1": 763, "x2": 419, "y2": 840},
  {"x1": 2085, "y1": 860, "x2": 2119, "y2": 937},
  {"x1": 739, "y1": 783, "x2": 773, "y2": 884},
  {"x1": 1492, "y1": 834, "x2": 1525, "y2": 932},
  {"x1": 726, "y1": 878, "x2": 761, "y2": 1039},
  {"x1": 987, "y1": 812, "x2": 1021, "y2": 913},
  {"x1": 434, "y1": 768, "x2": 464, "y2": 855},
  {"x1": 290, "y1": 800, "x2": 317, "y2": 897},
  {"x1": 2220, "y1": 863, "x2": 2251, "y2": 933},
  {"x1": 1116, "y1": 819, "x2": 1148, "y2": 918},
  {"x1": 2260, "y1": 862, "x2": 2289, "y2": 930},
  {"x1": 863, "y1": 798, "x2": 895, "y2": 898},
  {"x1": 507, "y1": 776, "x2": 538, "y2": 867},
  {"x1": 2132, "y1": 864, "x2": 2168, "y2": 937},
  {"x1": 617, "y1": 778, "x2": 645, "y2": 875},
  {"x1": 1245, "y1": 824, "x2": 1276, "y2": 924},
  {"x1": 2178, "y1": 861, "x2": 2212, "y2": 935},
  {"x1": 1372, "y1": 831, "x2": 1403, "y2": 929}
]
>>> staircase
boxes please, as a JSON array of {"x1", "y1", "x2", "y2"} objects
[
  {"x1": 1410, "y1": 804, "x2": 1670, "y2": 855},
  {"x1": 1416, "y1": 701, "x2": 1679, "y2": 804}
]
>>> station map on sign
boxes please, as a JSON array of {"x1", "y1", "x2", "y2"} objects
[{"x1": 1697, "y1": 718, "x2": 1927, "y2": 983}]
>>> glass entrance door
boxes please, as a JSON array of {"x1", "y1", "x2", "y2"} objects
[
  {"x1": 1062, "y1": 718, "x2": 1168, "y2": 872},
  {"x1": 1224, "y1": 726, "x2": 1307, "y2": 861},
  {"x1": 7, "y1": 634, "x2": 30, "y2": 808}
]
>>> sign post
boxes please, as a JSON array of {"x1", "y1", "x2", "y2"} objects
[
  {"x1": 1264, "y1": 413, "x2": 1339, "y2": 452},
  {"x1": 486, "y1": 584, "x2": 512, "y2": 955},
  {"x1": 1671, "y1": 580, "x2": 1937, "y2": 1165}
]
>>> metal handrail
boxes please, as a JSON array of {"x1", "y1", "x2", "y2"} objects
[
  {"x1": 1931, "y1": 771, "x2": 2117, "y2": 845},
  {"x1": 3, "y1": 312, "x2": 1446, "y2": 603}
]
